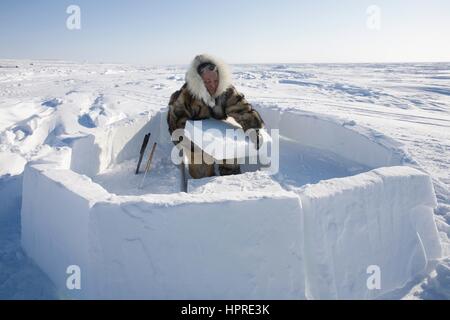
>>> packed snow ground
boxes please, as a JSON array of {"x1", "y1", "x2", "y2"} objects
[{"x1": 0, "y1": 59, "x2": 449, "y2": 299}]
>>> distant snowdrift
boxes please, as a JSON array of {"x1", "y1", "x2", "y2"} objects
[{"x1": 21, "y1": 106, "x2": 441, "y2": 299}]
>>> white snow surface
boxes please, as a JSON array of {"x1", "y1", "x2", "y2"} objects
[{"x1": 1, "y1": 59, "x2": 449, "y2": 299}]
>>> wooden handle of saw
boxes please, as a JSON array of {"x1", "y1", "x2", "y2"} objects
[{"x1": 144, "y1": 142, "x2": 157, "y2": 173}]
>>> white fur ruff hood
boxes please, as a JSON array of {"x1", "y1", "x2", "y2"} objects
[{"x1": 185, "y1": 54, "x2": 232, "y2": 107}]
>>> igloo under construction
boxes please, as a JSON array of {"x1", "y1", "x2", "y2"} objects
[{"x1": 21, "y1": 105, "x2": 442, "y2": 299}]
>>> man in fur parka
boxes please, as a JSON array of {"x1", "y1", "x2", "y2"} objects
[{"x1": 167, "y1": 54, "x2": 264, "y2": 179}]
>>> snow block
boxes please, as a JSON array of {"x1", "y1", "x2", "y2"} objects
[
  {"x1": 21, "y1": 149, "x2": 110, "y2": 299},
  {"x1": 298, "y1": 166, "x2": 441, "y2": 299},
  {"x1": 89, "y1": 193, "x2": 304, "y2": 299}
]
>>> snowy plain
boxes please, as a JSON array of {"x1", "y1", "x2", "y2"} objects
[{"x1": 0, "y1": 59, "x2": 449, "y2": 299}]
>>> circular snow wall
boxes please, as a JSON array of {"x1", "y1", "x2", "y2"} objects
[
  {"x1": 69, "y1": 105, "x2": 408, "y2": 195},
  {"x1": 21, "y1": 106, "x2": 441, "y2": 299}
]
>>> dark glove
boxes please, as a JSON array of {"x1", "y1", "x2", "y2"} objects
[{"x1": 249, "y1": 129, "x2": 263, "y2": 150}]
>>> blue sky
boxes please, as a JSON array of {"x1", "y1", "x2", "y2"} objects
[{"x1": 1, "y1": 0, "x2": 449, "y2": 64}]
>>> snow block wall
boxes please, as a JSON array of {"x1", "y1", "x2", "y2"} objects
[
  {"x1": 69, "y1": 113, "x2": 159, "y2": 177},
  {"x1": 298, "y1": 166, "x2": 441, "y2": 299},
  {"x1": 21, "y1": 106, "x2": 442, "y2": 299},
  {"x1": 256, "y1": 105, "x2": 408, "y2": 169},
  {"x1": 21, "y1": 138, "x2": 305, "y2": 299}
]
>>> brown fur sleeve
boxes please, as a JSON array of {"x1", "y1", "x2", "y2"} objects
[
  {"x1": 167, "y1": 84, "x2": 190, "y2": 135},
  {"x1": 223, "y1": 86, "x2": 264, "y2": 131}
]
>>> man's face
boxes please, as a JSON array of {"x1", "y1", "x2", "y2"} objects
[{"x1": 201, "y1": 69, "x2": 219, "y2": 96}]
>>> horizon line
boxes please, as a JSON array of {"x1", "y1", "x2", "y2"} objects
[{"x1": 1, "y1": 57, "x2": 449, "y2": 67}]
